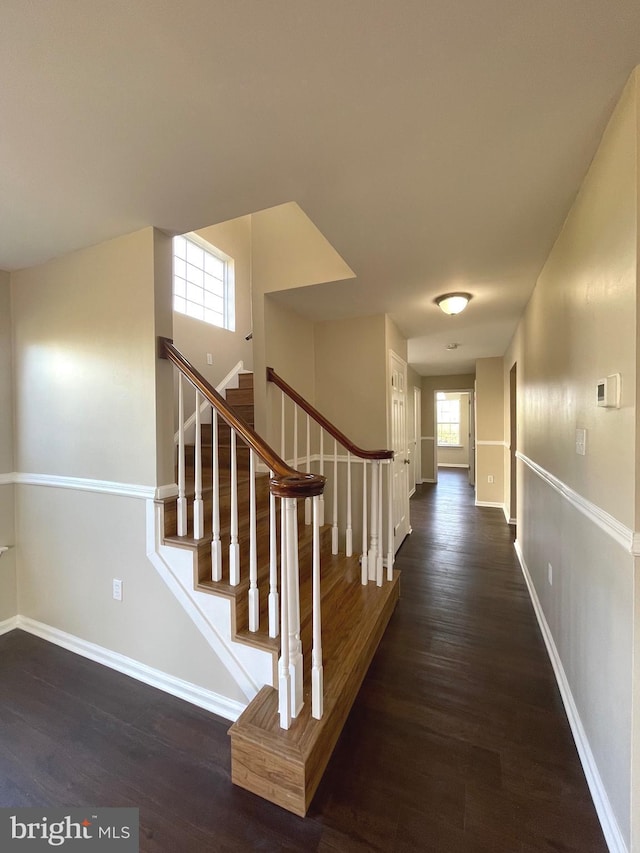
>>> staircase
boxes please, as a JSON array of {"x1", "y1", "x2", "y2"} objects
[{"x1": 157, "y1": 340, "x2": 400, "y2": 816}]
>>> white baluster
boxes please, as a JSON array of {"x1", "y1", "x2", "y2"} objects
[
  {"x1": 281, "y1": 389, "x2": 286, "y2": 460},
  {"x1": 377, "y1": 460, "x2": 384, "y2": 586},
  {"x1": 361, "y1": 461, "x2": 368, "y2": 584},
  {"x1": 346, "y1": 451, "x2": 353, "y2": 557},
  {"x1": 332, "y1": 438, "x2": 339, "y2": 555},
  {"x1": 311, "y1": 494, "x2": 323, "y2": 720},
  {"x1": 284, "y1": 497, "x2": 303, "y2": 718},
  {"x1": 268, "y1": 474, "x2": 279, "y2": 638},
  {"x1": 177, "y1": 374, "x2": 187, "y2": 536},
  {"x1": 211, "y1": 409, "x2": 221, "y2": 581},
  {"x1": 304, "y1": 414, "x2": 311, "y2": 525},
  {"x1": 368, "y1": 460, "x2": 379, "y2": 581},
  {"x1": 278, "y1": 496, "x2": 291, "y2": 729},
  {"x1": 318, "y1": 429, "x2": 325, "y2": 526},
  {"x1": 248, "y1": 450, "x2": 259, "y2": 631},
  {"x1": 387, "y1": 460, "x2": 394, "y2": 581},
  {"x1": 193, "y1": 391, "x2": 204, "y2": 540},
  {"x1": 229, "y1": 428, "x2": 240, "y2": 586},
  {"x1": 293, "y1": 403, "x2": 298, "y2": 469}
]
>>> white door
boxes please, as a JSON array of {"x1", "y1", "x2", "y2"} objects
[
  {"x1": 468, "y1": 389, "x2": 476, "y2": 487},
  {"x1": 390, "y1": 352, "x2": 410, "y2": 552}
]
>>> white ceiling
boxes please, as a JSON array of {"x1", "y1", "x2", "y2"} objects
[{"x1": 2, "y1": 1, "x2": 640, "y2": 374}]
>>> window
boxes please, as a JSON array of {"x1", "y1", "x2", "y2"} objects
[
  {"x1": 173, "y1": 234, "x2": 235, "y2": 330},
  {"x1": 437, "y1": 393, "x2": 461, "y2": 446}
]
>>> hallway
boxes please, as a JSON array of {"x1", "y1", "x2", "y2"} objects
[{"x1": 0, "y1": 470, "x2": 607, "y2": 851}]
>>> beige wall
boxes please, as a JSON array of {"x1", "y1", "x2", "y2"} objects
[
  {"x1": 315, "y1": 314, "x2": 388, "y2": 450},
  {"x1": 475, "y1": 357, "x2": 504, "y2": 505},
  {"x1": 11, "y1": 229, "x2": 160, "y2": 485},
  {"x1": 505, "y1": 71, "x2": 638, "y2": 848},
  {"x1": 0, "y1": 270, "x2": 16, "y2": 621},
  {"x1": 437, "y1": 392, "x2": 470, "y2": 467},
  {"x1": 420, "y1": 374, "x2": 475, "y2": 482},
  {"x1": 264, "y1": 296, "x2": 316, "y2": 455},
  {"x1": 9, "y1": 229, "x2": 248, "y2": 704},
  {"x1": 173, "y1": 215, "x2": 253, "y2": 389}
]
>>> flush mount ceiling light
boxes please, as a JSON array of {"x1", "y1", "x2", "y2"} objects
[{"x1": 435, "y1": 292, "x2": 472, "y2": 316}]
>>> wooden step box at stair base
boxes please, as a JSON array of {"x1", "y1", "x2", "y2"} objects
[{"x1": 229, "y1": 568, "x2": 400, "y2": 817}]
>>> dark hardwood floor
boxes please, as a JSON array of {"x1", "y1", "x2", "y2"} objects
[{"x1": 0, "y1": 469, "x2": 607, "y2": 851}]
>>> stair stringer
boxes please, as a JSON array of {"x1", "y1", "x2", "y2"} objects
[{"x1": 145, "y1": 499, "x2": 276, "y2": 710}]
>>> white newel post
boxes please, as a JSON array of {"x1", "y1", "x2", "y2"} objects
[
  {"x1": 278, "y1": 496, "x2": 291, "y2": 729},
  {"x1": 311, "y1": 494, "x2": 323, "y2": 720},
  {"x1": 387, "y1": 460, "x2": 394, "y2": 581},
  {"x1": 332, "y1": 439, "x2": 339, "y2": 555},
  {"x1": 284, "y1": 497, "x2": 303, "y2": 718},
  {"x1": 304, "y1": 414, "x2": 312, "y2": 525},
  {"x1": 211, "y1": 410, "x2": 222, "y2": 581},
  {"x1": 368, "y1": 460, "x2": 379, "y2": 581},
  {"x1": 377, "y1": 459, "x2": 384, "y2": 586},
  {"x1": 318, "y1": 429, "x2": 325, "y2": 526},
  {"x1": 229, "y1": 428, "x2": 240, "y2": 585},
  {"x1": 268, "y1": 476, "x2": 279, "y2": 638},
  {"x1": 193, "y1": 391, "x2": 204, "y2": 540},
  {"x1": 346, "y1": 452, "x2": 353, "y2": 557},
  {"x1": 248, "y1": 450, "x2": 259, "y2": 631},
  {"x1": 177, "y1": 374, "x2": 187, "y2": 536},
  {"x1": 361, "y1": 461, "x2": 368, "y2": 585}
]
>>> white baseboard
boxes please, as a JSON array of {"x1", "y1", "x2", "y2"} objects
[
  {"x1": 514, "y1": 542, "x2": 627, "y2": 853},
  {"x1": 475, "y1": 499, "x2": 503, "y2": 509},
  {"x1": 0, "y1": 616, "x2": 18, "y2": 636},
  {"x1": 423, "y1": 478, "x2": 437, "y2": 484},
  {"x1": 15, "y1": 616, "x2": 246, "y2": 723},
  {"x1": 502, "y1": 504, "x2": 516, "y2": 525}
]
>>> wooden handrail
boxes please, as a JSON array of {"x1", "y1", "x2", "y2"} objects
[
  {"x1": 267, "y1": 367, "x2": 393, "y2": 461},
  {"x1": 159, "y1": 338, "x2": 325, "y2": 499}
]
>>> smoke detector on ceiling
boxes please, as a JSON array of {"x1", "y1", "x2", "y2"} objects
[{"x1": 445, "y1": 343, "x2": 459, "y2": 350}]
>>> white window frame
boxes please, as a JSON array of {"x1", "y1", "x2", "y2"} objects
[{"x1": 173, "y1": 233, "x2": 235, "y2": 331}]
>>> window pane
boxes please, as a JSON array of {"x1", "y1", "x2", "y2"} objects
[
  {"x1": 186, "y1": 300, "x2": 203, "y2": 320},
  {"x1": 186, "y1": 282, "x2": 203, "y2": 304},
  {"x1": 204, "y1": 253, "x2": 225, "y2": 279},
  {"x1": 174, "y1": 295, "x2": 186, "y2": 314},
  {"x1": 174, "y1": 276, "x2": 186, "y2": 298},
  {"x1": 204, "y1": 291, "x2": 223, "y2": 310},
  {"x1": 204, "y1": 273, "x2": 224, "y2": 295},
  {"x1": 174, "y1": 258, "x2": 186, "y2": 279},
  {"x1": 186, "y1": 240, "x2": 203, "y2": 267},
  {"x1": 205, "y1": 308, "x2": 223, "y2": 327},
  {"x1": 173, "y1": 236, "x2": 187, "y2": 260},
  {"x1": 186, "y1": 263, "x2": 203, "y2": 287}
]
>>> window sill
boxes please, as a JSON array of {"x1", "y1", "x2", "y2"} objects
[{"x1": 437, "y1": 444, "x2": 464, "y2": 449}]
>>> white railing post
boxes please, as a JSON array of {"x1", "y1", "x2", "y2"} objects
[
  {"x1": 368, "y1": 460, "x2": 379, "y2": 582},
  {"x1": 229, "y1": 428, "x2": 240, "y2": 585},
  {"x1": 346, "y1": 452, "x2": 353, "y2": 557},
  {"x1": 304, "y1": 414, "x2": 312, "y2": 525},
  {"x1": 248, "y1": 450, "x2": 259, "y2": 631},
  {"x1": 193, "y1": 391, "x2": 204, "y2": 540},
  {"x1": 311, "y1": 494, "x2": 323, "y2": 720},
  {"x1": 387, "y1": 459, "x2": 394, "y2": 581},
  {"x1": 177, "y1": 374, "x2": 187, "y2": 536},
  {"x1": 284, "y1": 497, "x2": 303, "y2": 718},
  {"x1": 211, "y1": 409, "x2": 222, "y2": 581},
  {"x1": 377, "y1": 459, "x2": 384, "y2": 586},
  {"x1": 361, "y1": 461, "x2": 368, "y2": 585},
  {"x1": 278, "y1": 496, "x2": 291, "y2": 729},
  {"x1": 332, "y1": 438, "x2": 339, "y2": 554},
  {"x1": 318, "y1": 429, "x2": 325, "y2": 526},
  {"x1": 268, "y1": 474, "x2": 279, "y2": 638}
]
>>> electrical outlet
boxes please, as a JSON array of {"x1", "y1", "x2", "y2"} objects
[
  {"x1": 112, "y1": 578, "x2": 123, "y2": 601},
  {"x1": 206, "y1": 353, "x2": 213, "y2": 365},
  {"x1": 488, "y1": 475, "x2": 494, "y2": 484},
  {"x1": 548, "y1": 563, "x2": 553, "y2": 585}
]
